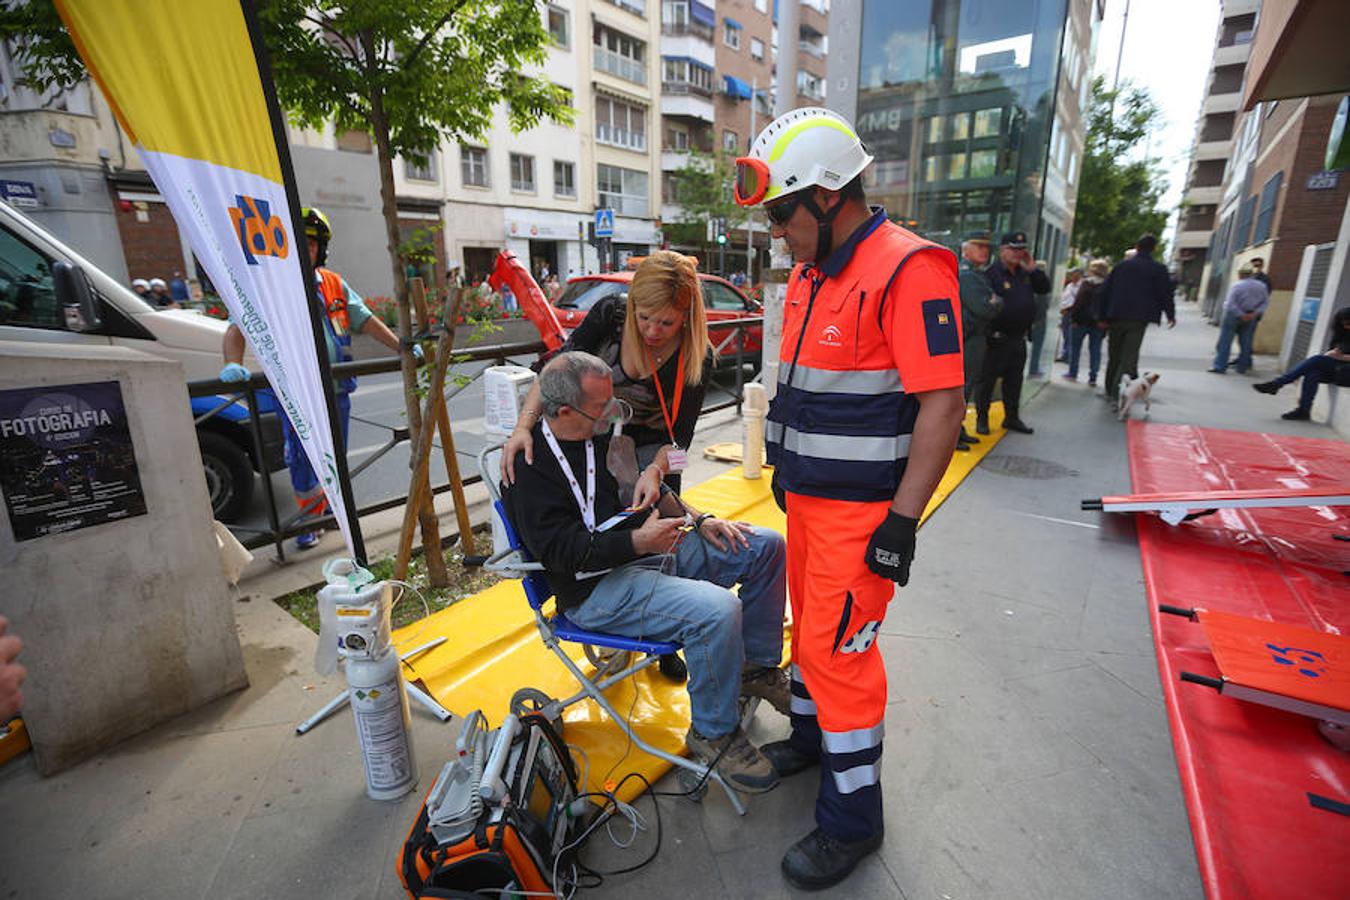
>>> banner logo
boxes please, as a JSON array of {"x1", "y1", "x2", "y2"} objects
[{"x1": 228, "y1": 195, "x2": 289, "y2": 264}]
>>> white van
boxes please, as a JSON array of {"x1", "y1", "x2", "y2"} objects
[{"x1": 0, "y1": 200, "x2": 283, "y2": 521}]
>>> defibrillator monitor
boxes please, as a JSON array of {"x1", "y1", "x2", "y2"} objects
[{"x1": 509, "y1": 725, "x2": 573, "y2": 859}]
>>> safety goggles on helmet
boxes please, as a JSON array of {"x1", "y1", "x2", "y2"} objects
[
  {"x1": 301, "y1": 206, "x2": 332, "y2": 243},
  {"x1": 733, "y1": 156, "x2": 772, "y2": 207}
]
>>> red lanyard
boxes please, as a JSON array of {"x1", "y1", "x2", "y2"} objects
[{"x1": 642, "y1": 342, "x2": 686, "y2": 445}]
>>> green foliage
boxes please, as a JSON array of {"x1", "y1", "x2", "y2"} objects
[
  {"x1": 1072, "y1": 76, "x2": 1170, "y2": 259},
  {"x1": 254, "y1": 0, "x2": 573, "y2": 160},
  {"x1": 0, "y1": 2, "x2": 82, "y2": 94},
  {"x1": 673, "y1": 150, "x2": 750, "y2": 227}
]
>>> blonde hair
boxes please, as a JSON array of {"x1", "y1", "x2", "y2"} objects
[{"x1": 622, "y1": 250, "x2": 709, "y2": 386}]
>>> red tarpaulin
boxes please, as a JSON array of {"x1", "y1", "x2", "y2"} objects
[{"x1": 1127, "y1": 422, "x2": 1350, "y2": 899}]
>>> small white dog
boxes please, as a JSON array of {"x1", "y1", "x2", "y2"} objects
[{"x1": 1117, "y1": 372, "x2": 1160, "y2": 420}]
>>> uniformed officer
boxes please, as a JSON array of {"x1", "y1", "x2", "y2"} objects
[
  {"x1": 974, "y1": 231, "x2": 1050, "y2": 435},
  {"x1": 734, "y1": 107, "x2": 967, "y2": 890},
  {"x1": 957, "y1": 230, "x2": 997, "y2": 450}
]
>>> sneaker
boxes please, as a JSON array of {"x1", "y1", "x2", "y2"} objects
[
  {"x1": 295, "y1": 529, "x2": 323, "y2": 550},
  {"x1": 1003, "y1": 418, "x2": 1034, "y2": 434},
  {"x1": 741, "y1": 665, "x2": 790, "y2": 716},
  {"x1": 1207, "y1": 367, "x2": 1226, "y2": 374},
  {"x1": 686, "y1": 726, "x2": 779, "y2": 794},
  {"x1": 658, "y1": 652, "x2": 688, "y2": 683},
  {"x1": 782, "y1": 826, "x2": 884, "y2": 891},
  {"x1": 1061, "y1": 374, "x2": 1077, "y2": 382},
  {"x1": 1253, "y1": 380, "x2": 1281, "y2": 395},
  {"x1": 1281, "y1": 408, "x2": 1311, "y2": 421},
  {"x1": 760, "y1": 738, "x2": 819, "y2": 777},
  {"x1": 1088, "y1": 378, "x2": 1097, "y2": 387}
]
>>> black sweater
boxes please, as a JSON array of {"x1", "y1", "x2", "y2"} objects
[{"x1": 502, "y1": 423, "x2": 653, "y2": 610}]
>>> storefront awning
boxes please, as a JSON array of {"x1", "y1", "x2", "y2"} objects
[
  {"x1": 690, "y1": 1, "x2": 714, "y2": 27},
  {"x1": 723, "y1": 75, "x2": 752, "y2": 100}
]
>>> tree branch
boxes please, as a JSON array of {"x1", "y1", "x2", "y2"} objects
[{"x1": 401, "y1": 0, "x2": 471, "y2": 71}]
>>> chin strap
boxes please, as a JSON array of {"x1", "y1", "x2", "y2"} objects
[{"x1": 800, "y1": 194, "x2": 848, "y2": 262}]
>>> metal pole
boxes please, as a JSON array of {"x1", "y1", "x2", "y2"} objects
[{"x1": 746, "y1": 77, "x2": 758, "y2": 280}]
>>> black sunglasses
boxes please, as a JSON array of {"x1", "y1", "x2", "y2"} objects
[{"x1": 764, "y1": 194, "x2": 802, "y2": 226}]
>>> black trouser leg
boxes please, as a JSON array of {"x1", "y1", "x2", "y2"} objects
[{"x1": 1001, "y1": 338, "x2": 1027, "y2": 421}]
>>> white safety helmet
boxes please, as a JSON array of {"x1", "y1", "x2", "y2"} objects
[
  {"x1": 733, "y1": 107, "x2": 873, "y2": 209},
  {"x1": 149, "y1": 278, "x2": 167, "y2": 289},
  {"x1": 131, "y1": 278, "x2": 150, "y2": 290}
]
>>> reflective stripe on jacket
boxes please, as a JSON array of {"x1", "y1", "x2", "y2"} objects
[{"x1": 767, "y1": 219, "x2": 962, "y2": 502}]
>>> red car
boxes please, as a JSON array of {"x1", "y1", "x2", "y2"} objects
[{"x1": 550, "y1": 272, "x2": 763, "y2": 363}]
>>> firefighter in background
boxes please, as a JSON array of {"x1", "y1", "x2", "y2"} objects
[
  {"x1": 734, "y1": 108, "x2": 966, "y2": 890},
  {"x1": 219, "y1": 207, "x2": 414, "y2": 549}
]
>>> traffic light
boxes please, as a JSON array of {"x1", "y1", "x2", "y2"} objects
[{"x1": 716, "y1": 218, "x2": 728, "y2": 245}]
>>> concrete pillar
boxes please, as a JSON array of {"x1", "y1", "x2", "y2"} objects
[{"x1": 0, "y1": 341, "x2": 247, "y2": 774}]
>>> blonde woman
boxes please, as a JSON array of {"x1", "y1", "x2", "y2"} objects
[{"x1": 501, "y1": 250, "x2": 713, "y2": 494}]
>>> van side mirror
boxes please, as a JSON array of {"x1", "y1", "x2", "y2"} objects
[{"x1": 52, "y1": 260, "x2": 101, "y2": 332}]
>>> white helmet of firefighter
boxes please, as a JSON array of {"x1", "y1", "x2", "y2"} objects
[{"x1": 733, "y1": 107, "x2": 873, "y2": 209}]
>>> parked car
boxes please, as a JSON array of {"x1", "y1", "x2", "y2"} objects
[
  {"x1": 550, "y1": 271, "x2": 763, "y2": 363},
  {"x1": 0, "y1": 201, "x2": 285, "y2": 522}
]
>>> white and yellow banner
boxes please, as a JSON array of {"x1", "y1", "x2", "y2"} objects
[{"x1": 56, "y1": 0, "x2": 356, "y2": 555}]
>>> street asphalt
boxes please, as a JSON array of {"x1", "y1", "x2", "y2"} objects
[{"x1": 2, "y1": 299, "x2": 1340, "y2": 899}]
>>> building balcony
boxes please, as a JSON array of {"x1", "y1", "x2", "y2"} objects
[
  {"x1": 662, "y1": 149, "x2": 690, "y2": 171},
  {"x1": 594, "y1": 46, "x2": 648, "y2": 86},
  {"x1": 1213, "y1": 42, "x2": 1251, "y2": 67},
  {"x1": 660, "y1": 91, "x2": 715, "y2": 124},
  {"x1": 1185, "y1": 184, "x2": 1222, "y2": 206},
  {"x1": 596, "y1": 124, "x2": 648, "y2": 153},
  {"x1": 1193, "y1": 139, "x2": 1232, "y2": 161},
  {"x1": 662, "y1": 33, "x2": 716, "y2": 67},
  {"x1": 1202, "y1": 91, "x2": 1241, "y2": 114},
  {"x1": 661, "y1": 21, "x2": 714, "y2": 43},
  {"x1": 1176, "y1": 229, "x2": 1214, "y2": 250}
]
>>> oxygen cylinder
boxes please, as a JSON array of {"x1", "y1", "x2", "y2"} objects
[
  {"x1": 346, "y1": 647, "x2": 417, "y2": 801},
  {"x1": 315, "y1": 558, "x2": 417, "y2": 801}
]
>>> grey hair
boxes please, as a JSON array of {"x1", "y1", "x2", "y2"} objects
[{"x1": 538, "y1": 351, "x2": 612, "y2": 417}]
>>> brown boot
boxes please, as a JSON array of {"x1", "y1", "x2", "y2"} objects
[
  {"x1": 741, "y1": 665, "x2": 790, "y2": 716},
  {"x1": 686, "y1": 725, "x2": 780, "y2": 793}
]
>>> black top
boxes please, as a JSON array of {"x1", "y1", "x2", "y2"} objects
[
  {"x1": 541, "y1": 294, "x2": 712, "y2": 453},
  {"x1": 1100, "y1": 251, "x2": 1175, "y2": 324},
  {"x1": 502, "y1": 424, "x2": 653, "y2": 611},
  {"x1": 1070, "y1": 279, "x2": 1105, "y2": 327},
  {"x1": 985, "y1": 260, "x2": 1051, "y2": 336}
]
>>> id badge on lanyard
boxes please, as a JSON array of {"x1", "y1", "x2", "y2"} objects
[
  {"x1": 644, "y1": 343, "x2": 687, "y2": 472},
  {"x1": 541, "y1": 420, "x2": 596, "y2": 530}
]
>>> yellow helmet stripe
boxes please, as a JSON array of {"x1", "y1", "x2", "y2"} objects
[{"x1": 768, "y1": 117, "x2": 858, "y2": 163}]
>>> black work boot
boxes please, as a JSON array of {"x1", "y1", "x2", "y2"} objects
[
  {"x1": 960, "y1": 427, "x2": 980, "y2": 444},
  {"x1": 975, "y1": 415, "x2": 990, "y2": 436},
  {"x1": 760, "y1": 738, "x2": 819, "y2": 777},
  {"x1": 1003, "y1": 417, "x2": 1034, "y2": 434},
  {"x1": 658, "y1": 652, "x2": 688, "y2": 682},
  {"x1": 781, "y1": 826, "x2": 884, "y2": 891},
  {"x1": 1253, "y1": 380, "x2": 1280, "y2": 395}
]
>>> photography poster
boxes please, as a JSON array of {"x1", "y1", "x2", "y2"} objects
[{"x1": 0, "y1": 381, "x2": 147, "y2": 541}]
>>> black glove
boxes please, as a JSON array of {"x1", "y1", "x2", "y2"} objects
[
  {"x1": 771, "y1": 468, "x2": 787, "y2": 513},
  {"x1": 866, "y1": 511, "x2": 918, "y2": 585}
]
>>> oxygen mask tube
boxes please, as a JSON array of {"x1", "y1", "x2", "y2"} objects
[{"x1": 606, "y1": 422, "x2": 641, "y2": 504}]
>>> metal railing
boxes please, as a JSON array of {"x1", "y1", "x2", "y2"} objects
[
  {"x1": 594, "y1": 45, "x2": 647, "y2": 85},
  {"x1": 190, "y1": 315, "x2": 764, "y2": 560}
]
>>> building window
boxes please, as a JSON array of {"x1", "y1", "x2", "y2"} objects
[
  {"x1": 1234, "y1": 194, "x2": 1257, "y2": 250},
  {"x1": 1252, "y1": 171, "x2": 1283, "y2": 245},
  {"x1": 750, "y1": 37, "x2": 765, "y2": 60},
  {"x1": 666, "y1": 124, "x2": 690, "y2": 151},
  {"x1": 554, "y1": 160, "x2": 577, "y2": 197},
  {"x1": 605, "y1": 0, "x2": 647, "y2": 15},
  {"x1": 723, "y1": 18, "x2": 741, "y2": 49},
  {"x1": 797, "y1": 70, "x2": 824, "y2": 101},
  {"x1": 663, "y1": 174, "x2": 681, "y2": 204},
  {"x1": 597, "y1": 163, "x2": 648, "y2": 216},
  {"x1": 595, "y1": 95, "x2": 647, "y2": 151},
  {"x1": 754, "y1": 0, "x2": 767, "y2": 11},
  {"x1": 593, "y1": 23, "x2": 647, "y2": 85},
  {"x1": 547, "y1": 4, "x2": 569, "y2": 48},
  {"x1": 510, "y1": 153, "x2": 536, "y2": 192},
  {"x1": 661, "y1": 56, "x2": 714, "y2": 95},
  {"x1": 404, "y1": 152, "x2": 438, "y2": 183},
  {"x1": 461, "y1": 146, "x2": 489, "y2": 187},
  {"x1": 969, "y1": 149, "x2": 998, "y2": 180},
  {"x1": 723, "y1": 129, "x2": 739, "y2": 152},
  {"x1": 336, "y1": 128, "x2": 372, "y2": 153},
  {"x1": 973, "y1": 108, "x2": 1002, "y2": 138}
]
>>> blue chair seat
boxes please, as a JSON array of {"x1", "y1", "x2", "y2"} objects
[{"x1": 550, "y1": 611, "x2": 680, "y2": 656}]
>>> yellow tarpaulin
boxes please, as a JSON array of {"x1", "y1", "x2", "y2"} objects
[{"x1": 393, "y1": 404, "x2": 1006, "y2": 801}]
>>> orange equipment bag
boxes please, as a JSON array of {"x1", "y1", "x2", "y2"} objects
[{"x1": 399, "y1": 711, "x2": 579, "y2": 898}]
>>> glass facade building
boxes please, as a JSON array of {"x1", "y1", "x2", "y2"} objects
[{"x1": 831, "y1": 0, "x2": 1101, "y2": 270}]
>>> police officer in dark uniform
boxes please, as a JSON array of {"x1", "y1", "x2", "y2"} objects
[
  {"x1": 975, "y1": 231, "x2": 1050, "y2": 435},
  {"x1": 957, "y1": 230, "x2": 996, "y2": 450}
]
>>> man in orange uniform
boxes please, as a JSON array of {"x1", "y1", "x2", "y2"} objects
[{"x1": 735, "y1": 108, "x2": 967, "y2": 890}]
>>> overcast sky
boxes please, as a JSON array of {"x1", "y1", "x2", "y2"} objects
[{"x1": 1093, "y1": 0, "x2": 1222, "y2": 252}]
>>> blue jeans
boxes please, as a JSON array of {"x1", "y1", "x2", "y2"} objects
[
  {"x1": 283, "y1": 391, "x2": 351, "y2": 499},
  {"x1": 1067, "y1": 324, "x2": 1104, "y2": 381},
  {"x1": 1213, "y1": 311, "x2": 1256, "y2": 372},
  {"x1": 1272, "y1": 354, "x2": 1348, "y2": 412},
  {"x1": 569, "y1": 526, "x2": 787, "y2": 738}
]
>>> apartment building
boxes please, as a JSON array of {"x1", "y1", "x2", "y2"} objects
[{"x1": 1173, "y1": 0, "x2": 1259, "y2": 299}]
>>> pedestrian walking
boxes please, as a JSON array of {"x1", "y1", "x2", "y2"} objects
[
  {"x1": 957, "y1": 230, "x2": 996, "y2": 450},
  {"x1": 1209, "y1": 267, "x2": 1268, "y2": 375},
  {"x1": 1055, "y1": 267, "x2": 1083, "y2": 363},
  {"x1": 1026, "y1": 259, "x2": 1051, "y2": 378},
  {"x1": 974, "y1": 231, "x2": 1049, "y2": 434},
  {"x1": 1253, "y1": 307, "x2": 1350, "y2": 420},
  {"x1": 1100, "y1": 234, "x2": 1175, "y2": 404},
  {"x1": 1064, "y1": 259, "x2": 1109, "y2": 384},
  {"x1": 734, "y1": 107, "x2": 966, "y2": 890},
  {"x1": 218, "y1": 207, "x2": 413, "y2": 549}
]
